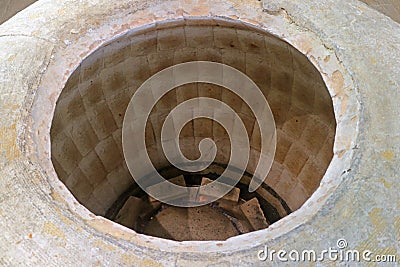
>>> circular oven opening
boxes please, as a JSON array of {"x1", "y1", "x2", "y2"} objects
[{"x1": 50, "y1": 19, "x2": 336, "y2": 241}]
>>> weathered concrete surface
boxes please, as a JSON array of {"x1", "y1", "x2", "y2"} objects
[
  {"x1": 0, "y1": 0, "x2": 398, "y2": 266},
  {"x1": 2, "y1": 0, "x2": 400, "y2": 25}
]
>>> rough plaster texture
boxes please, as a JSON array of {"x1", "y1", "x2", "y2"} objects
[
  {"x1": 2, "y1": 0, "x2": 399, "y2": 26},
  {"x1": 0, "y1": 0, "x2": 398, "y2": 266}
]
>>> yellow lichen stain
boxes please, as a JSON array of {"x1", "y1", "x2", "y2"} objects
[
  {"x1": 92, "y1": 239, "x2": 116, "y2": 252},
  {"x1": 395, "y1": 217, "x2": 400, "y2": 241},
  {"x1": 394, "y1": 216, "x2": 400, "y2": 236},
  {"x1": 50, "y1": 188, "x2": 64, "y2": 203},
  {"x1": 121, "y1": 254, "x2": 139, "y2": 266},
  {"x1": 57, "y1": 9, "x2": 67, "y2": 16},
  {"x1": 2, "y1": 103, "x2": 19, "y2": 110},
  {"x1": 53, "y1": 207, "x2": 74, "y2": 226},
  {"x1": 121, "y1": 253, "x2": 162, "y2": 267},
  {"x1": 331, "y1": 70, "x2": 344, "y2": 94},
  {"x1": 29, "y1": 13, "x2": 40, "y2": 20},
  {"x1": 86, "y1": 218, "x2": 160, "y2": 249},
  {"x1": 7, "y1": 55, "x2": 16, "y2": 61},
  {"x1": 0, "y1": 124, "x2": 21, "y2": 160},
  {"x1": 87, "y1": 218, "x2": 129, "y2": 240},
  {"x1": 339, "y1": 205, "x2": 354, "y2": 219},
  {"x1": 369, "y1": 208, "x2": 385, "y2": 232},
  {"x1": 340, "y1": 94, "x2": 349, "y2": 116},
  {"x1": 42, "y1": 222, "x2": 66, "y2": 240},
  {"x1": 380, "y1": 178, "x2": 392, "y2": 189},
  {"x1": 370, "y1": 57, "x2": 376, "y2": 64},
  {"x1": 30, "y1": 170, "x2": 45, "y2": 186},
  {"x1": 61, "y1": 216, "x2": 74, "y2": 226},
  {"x1": 381, "y1": 150, "x2": 395, "y2": 161}
]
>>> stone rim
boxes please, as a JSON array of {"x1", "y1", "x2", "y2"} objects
[{"x1": 4, "y1": 0, "x2": 364, "y2": 257}]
